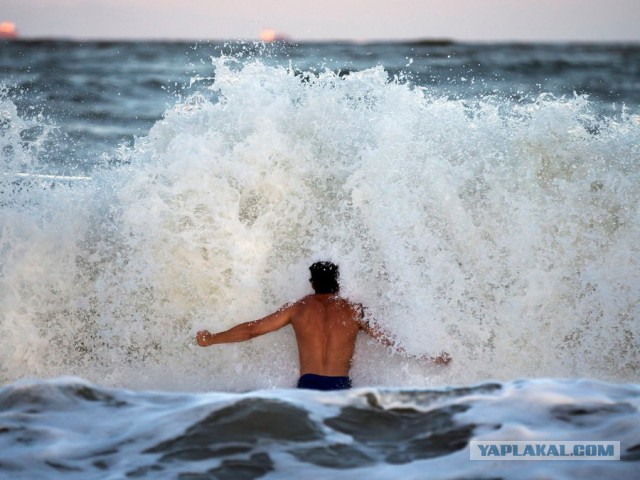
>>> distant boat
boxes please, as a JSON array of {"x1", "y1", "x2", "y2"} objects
[
  {"x1": 259, "y1": 28, "x2": 290, "y2": 43},
  {"x1": 0, "y1": 22, "x2": 18, "y2": 39}
]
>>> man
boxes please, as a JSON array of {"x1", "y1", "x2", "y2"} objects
[{"x1": 196, "y1": 261, "x2": 451, "y2": 391}]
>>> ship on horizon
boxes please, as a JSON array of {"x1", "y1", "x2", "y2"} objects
[{"x1": 0, "y1": 22, "x2": 18, "y2": 39}]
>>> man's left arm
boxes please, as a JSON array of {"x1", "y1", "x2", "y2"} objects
[{"x1": 196, "y1": 303, "x2": 296, "y2": 347}]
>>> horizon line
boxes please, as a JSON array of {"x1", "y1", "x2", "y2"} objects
[{"x1": 4, "y1": 35, "x2": 640, "y2": 46}]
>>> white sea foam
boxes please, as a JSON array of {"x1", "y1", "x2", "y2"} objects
[
  {"x1": 0, "y1": 378, "x2": 637, "y2": 479},
  {"x1": 0, "y1": 59, "x2": 639, "y2": 391}
]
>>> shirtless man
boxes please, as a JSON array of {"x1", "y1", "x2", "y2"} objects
[{"x1": 196, "y1": 261, "x2": 451, "y2": 391}]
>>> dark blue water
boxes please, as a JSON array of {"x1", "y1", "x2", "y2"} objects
[
  {"x1": 0, "y1": 378, "x2": 638, "y2": 479},
  {"x1": 2, "y1": 40, "x2": 639, "y2": 172}
]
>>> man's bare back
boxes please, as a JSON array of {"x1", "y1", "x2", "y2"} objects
[
  {"x1": 289, "y1": 294, "x2": 361, "y2": 376},
  {"x1": 196, "y1": 261, "x2": 450, "y2": 390},
  {"x1": 195, "y1": 293, "x2": 365, "y2": 377}
]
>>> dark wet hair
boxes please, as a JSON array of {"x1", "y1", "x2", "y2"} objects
[{"x1": 309, "y1": 261, "x2": 340, "y2": 294}]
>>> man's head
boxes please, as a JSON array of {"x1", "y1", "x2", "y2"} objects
[{"x1": 309, "y1": 261, "x2": 340, "y2": 294}]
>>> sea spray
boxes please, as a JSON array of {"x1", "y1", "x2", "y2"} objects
[{"x1": 0, "y1": 59, "x2": 638, "y2": 391}]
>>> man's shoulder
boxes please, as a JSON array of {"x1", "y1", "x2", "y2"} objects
[
  {"x1": 286, "y1": 295, "x2": 322, "y2": 311},
  {"x1": 296, "y1": 294, "x2": 318, "y2": 305},
  {"x1": 294, "y1": 294, "x2": 354, "y2": 309}
]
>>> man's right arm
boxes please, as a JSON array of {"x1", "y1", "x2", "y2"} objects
[
  {"x1": 355, "y1": 305, "x2": 397, "y2": 348},
  {"x1": 355, "y1": 305, "x2": 451, "y2": 365}
]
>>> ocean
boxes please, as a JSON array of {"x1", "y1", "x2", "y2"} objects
[{"x1": 0, "y1": 39, "x2": 639, "y2": 478}]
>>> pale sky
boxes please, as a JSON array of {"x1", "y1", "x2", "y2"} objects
[{"x1": 3, "y1": 0, "x2": 639, "y2": 42}]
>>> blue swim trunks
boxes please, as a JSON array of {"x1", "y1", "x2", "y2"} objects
[{"x1": 297, "y1": 373, "x2": 352, "y2": 391}]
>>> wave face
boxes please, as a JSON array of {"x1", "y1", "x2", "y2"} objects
[
  {"x1": 1, "y1": 57, "x2": 639, "y2": 391},
  {"x1": 0, "y1": 378, "x2": 638, "y2": 479}
]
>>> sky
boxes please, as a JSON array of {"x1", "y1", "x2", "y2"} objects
[{"x1": 2, "y1": 0, "x2": 639, "y2": 42}]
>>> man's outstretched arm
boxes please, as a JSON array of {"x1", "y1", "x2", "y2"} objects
[
  {"x1": 356, "y1": 305, "x2": 451, "y2": 365},
  {"x1": 196, "y1": 304, "x2": 296, "y2": 347}
]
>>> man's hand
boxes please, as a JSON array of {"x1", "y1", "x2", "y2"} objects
[
  {"x1": 196, "y1": 330, "x2": 213, "y2": 347},
  {"x1": 433, "y1": 352, "x2": 452, "y2": 365}
]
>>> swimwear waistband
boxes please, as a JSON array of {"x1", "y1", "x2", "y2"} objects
[{"x1": 297, "y1": 373, "x2": 352, "y2": 391}]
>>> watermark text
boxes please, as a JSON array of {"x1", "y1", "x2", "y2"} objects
[{"x1": 470, "y1": 441, "x2": 620, "y2": 460}]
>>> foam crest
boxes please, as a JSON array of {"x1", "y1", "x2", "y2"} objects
[{"x1": 0, "y1": 60, "x2": 638, "y2": 390}]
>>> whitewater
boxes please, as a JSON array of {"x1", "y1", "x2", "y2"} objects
[{"x1": 1, "y1": 41, "x2": 639, "y2": 478}]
